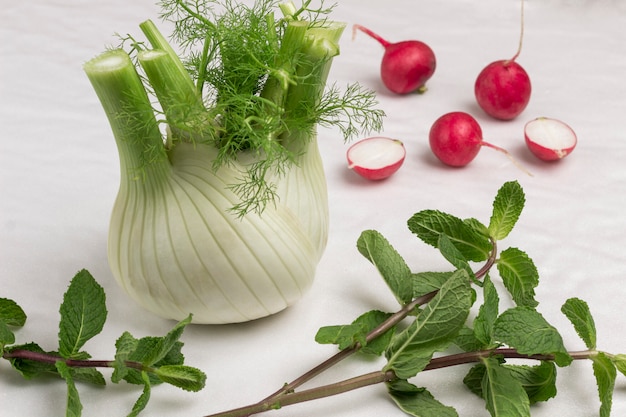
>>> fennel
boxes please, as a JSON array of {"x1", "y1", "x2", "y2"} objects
[{"x1": 84, "y1": 0, "x2": 383, "y2": 323}]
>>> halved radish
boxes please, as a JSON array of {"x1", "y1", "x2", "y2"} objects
[
  {"x1": 524, "y1": 117, "x2": 577, "y2": 161},
  {"x1": 347, "y1": 137, "x2": 406, "y2": 180}
]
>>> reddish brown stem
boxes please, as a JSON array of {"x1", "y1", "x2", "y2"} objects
[{"x1": 352, "y1": 24, "x2": 391, "y2": 48}]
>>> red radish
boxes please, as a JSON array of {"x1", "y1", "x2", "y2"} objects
[
  {"x1": 429, "y1": 111, "x2": 531, "y2": 175},
  {"x1": 353, "y1": 24, "x2": 436, "y2": 95},
  {"x1": 524, "y1": 117, "x2": 577, "y2": 161},
  {"x1": 347, "y1": 137, "x2": 406, "y2": 180},
  {"x1": 474, "y1": 0, "x2": 531, "y2": 120}
]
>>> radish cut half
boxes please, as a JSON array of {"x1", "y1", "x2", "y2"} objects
[
  {"x1": 347, "y1": 137, "x2": 406, "y2": 180},
  {"x1": 524, "y1": 117, "x2": 577, "y2": 161}
]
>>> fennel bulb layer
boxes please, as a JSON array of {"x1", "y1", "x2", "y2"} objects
[{"x1": 109, "y1": 137, "x2": 328, "y2": 324}]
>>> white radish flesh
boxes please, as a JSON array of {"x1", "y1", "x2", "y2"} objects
[
  {"x1": 525, "y1": 117, "x2": 577, "y2": 161},
  {"x1": 347, "y1": 137, "x2": 406, "y2": 180}
]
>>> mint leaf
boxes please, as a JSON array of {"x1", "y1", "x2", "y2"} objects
[
  {"x1": 488, "y1": 181, "x2": 525, "y2": 241},
  {"x1": 69, "y1": 367, "x2": 106, "y2": 386},
  {"x1": 473, "y1": 275, "x2": 499, "y2": 347},
  {"x1": 496, "y1": 248, "x2": 539, "y2": 308},
  {"x1": 407, "y1": 210, "x2": 492, "y2": 262},
  {"x1": 385, "y1": 269, "x2": 472, "y2": 379},
  {"x1": 613, "y1": 354, "x2": 626, "y2": 377},
  {"x1": 357, "y1": 230, "x2": 413, "y2": 304},
  {"x1": 481, "y1": 357, "x2": 531, "y2": 417},
  {"x1": 592, "y1": 352, "x2": 616, "y2": 417},
  {"x1": 493, "y1": 307, "x2": 572, "y2": 366},
  {"x1": 387, "y1": 380, "x2": 458, "y2": 417},
  {"x1": 155, "y1": 365, "x2": 207, "y2": 392},
  {"x1": 56, "y1": 361, "x2": 83, "y2": 417},
  {"x1": 58, "y1": 270, "x2": 107, "y2": 358},
  {"x1": 112, "y1": 331, "x2": 138, "y2": 383},
  {"x1": 412, "y1": 271, "x2": 454, "y2": 298},
  {"x1": 0, "y1": 297, "x2": 27, "y2": 327},
  {"x1": 139, "y1": 315, "x2": 192, "y2": 366},
  {"x1": 128, "y1": 371, "x2": 152, "y2": 417},
  {"x1": 315, "y1": 310, "x2": 394, "y2": 355},
  {"x1": 506, "y1": 361, "x2": 557, "y2": 404},
  {"x1": 561, "y1": 298, "x2": 597, "y2": 350},
  {"x1": 437, "y1": 234, "x2": 472, "y2": 275},
  {"x1": 1, "y1": 321, "x2": 15, "y2": 346},
  {"x1": 454, "y1": 327, "x2": 484, "y2": 352}
]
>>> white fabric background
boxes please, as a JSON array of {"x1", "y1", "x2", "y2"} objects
[{"x1": 1, "y1": 0, "x2": 625, "y2": 416}]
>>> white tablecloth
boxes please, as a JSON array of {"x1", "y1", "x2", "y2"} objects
[{"x1": 2, "y1": 0, "x2": 625, "y2": 416}]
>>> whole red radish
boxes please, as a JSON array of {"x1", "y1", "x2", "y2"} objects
[
  {"x1": 429, "y1": 111, "x2": 531, "y2": 175},
  {"x1": 474, "y1": 1, "x2": 531, "y2": 120},
  {"x1": 353, "y1": 24, "x2": 436, "y2": 95},
  {"x1": 524, "y1": 117, "x2": 577, "y2": 161},
  {"x1": 347, "y1": 137, "x2": 406, "y2": 180}
]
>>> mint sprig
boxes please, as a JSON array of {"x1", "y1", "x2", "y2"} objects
[{"x1": 1, "y1": 269, "x2": 205, "y2": 417}]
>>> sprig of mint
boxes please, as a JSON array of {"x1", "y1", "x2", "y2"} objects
[
  {"x1": 0, "y1": 269, "x2": 206, "y2": 417},
  {"x1": 203, "y1": 181, "x2": 626, "y2": 417},
  {"x1": 2, "y1": 181, "x2": 625, "y2": 417}
]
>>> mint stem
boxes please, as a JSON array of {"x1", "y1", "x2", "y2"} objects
[
  {"x1": 205, "y1": 348, "x2": 595, "y2": 417},
  {"x1": 2, "y1": 349, "x2": 146, "y2": 372}
]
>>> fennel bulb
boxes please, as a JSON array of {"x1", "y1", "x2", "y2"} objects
[{"x1": 84, "y1": 0, "x2": 383, "y2": 324}]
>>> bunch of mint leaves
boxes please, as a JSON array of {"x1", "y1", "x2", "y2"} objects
[
  {"x1": 0, "y1": 270, "x2": 206, "y2": 417},
  {"x1": 2, "y1": 181, "x2": 625, "y2": 417}
]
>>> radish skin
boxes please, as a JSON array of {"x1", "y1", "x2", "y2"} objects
[
  {"x1": 353, "y1": 24, "x2": 436, "y2": 95},
  {"x1": 429, "y1": 111, "x2": 531, "y2": 175}
]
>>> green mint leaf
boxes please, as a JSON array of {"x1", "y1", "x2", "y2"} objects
[
  {"x1": 454, "y1": 327, "x2": 484, "y2": 352},
  {"x1": 139, "y1": 315, "x2": 192, "y2": 367},
  {"x1": 488, "y1": 181, "x2": 525, "y2": 241},
  {"x1": 493, "y1": 307, "x2": 572, "y2": 367},
  {"x1": 127, "y1": 371, "x2": 152, "y2": 417},
  {"x1": 315, "y1": 310, "x2": 394, "y2": 355},
  {"x1": 496, "y1": 248, "x2": 539, "y2": 308},
  {"x1": 69, "y1": 367, "x2": 107, "y2": 386},
  {"x1": 474, "y1": 275, "x2": 499, "y2": 347},
  {"x1": 506, "y1": 361, "x2": 557, "y2": 404},
  {"x1": 385, "y1": 269, "x2": 472, "y2": 379},
  {"x1": 592, "y1": 352, "x2": 616, "y2": 417},
  {"x1": 407, "y1": 210, "x2": 492, "y2": 262},
  {"x1": 155, "y1": 364, "x2": 207, "y2": 392},
  {"x1": 437, "y1": 234, "x2": 472, "y2": 275},
  {"x1": 613, "y1": 354, "x2": 626, "y2": 377},
  {"x1": 112, "y1": 331, "x2": 139, "y2": 383},
  {"x1": 6, "y1": 343, "x2": 58, "y2": 378},
  {"x1": 1, "y1": 320, "x2": 15, "y2": 346},
  {"x1": 464, "y1": 218, "x2": 491, "y2": 239},
  {"x1": 561, "y1": 297, "x2": 597, "y2": 350},
  {"x1": 412, "y1": 271, "x2": 454, "y2": 298},
  {"x1": 463, "y1": 363, "x2": 486, "y2": 398},
  {"x1": 0, "y1": 297, "x2": 27, "y2": 327},
  {"x1": 481, "y1": 357, "x2": 531, "y2": 417},
  {"x1": 357, "y1": 230, "x2": 413, "y2": 304},
  {"x1": 55, "y1": 361, "x2": 83, "y2": 417},
  {"x1": 387, "y1": 381, "x2": 458, "y2": 417},
  {"x1": 58, "y1": 269, "x2": 107, "y2": 358}
]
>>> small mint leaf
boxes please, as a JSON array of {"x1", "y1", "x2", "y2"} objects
[
  {"x1": 155, "y1": 365, "x2": 207, "y2": 392},
  {"x1": 387, "y1": 382, "x2": 458, "y2": 417},
  {"x1": 437, "y1": 234, "x2": 472, "y2": 275},
  {"x1": 112, "y1": 331, "x2": 138, "y2": 384},
  {"x1": 592, "y1": 352, "x2": 616, "y2": 417},
  {"x1": 407, "y1": 210, "x2": 492, "y2": 262},
  {"x1": 496, "y1": 247, "x2": 539, "y2": 308},
  {"x1": 488, "y1": 180, "x2": 525, "y2": 241},
  {"x1": 58, "y1": 269, "x2": 107, "y2": 358},
  {"x1": 481, "y1": 357, "x2": 531, "y2": 417},
  {"x1": 561, "y1": 298, "x2": 597, "y2": 350},
  {"x1": 1, "y1": 321, "x2": 15, "y2": 346},
  {"x1": 0, "y1": 297, "x2": 27, "y2": 327},
  {"x1": 315, "y1": 324, "x2": 364, "y2": 350},
  {"x1": 127, "y1": 371, "x2": 152, "y2": 417},
  {"x1": 493, "y1": 307, "x2": 572, "y2": 367},
  {"x1": 473, "y1": 275, "x2": 499, "y2": 347},
  {"x1": 55, "y1": 361, "x2": 83, "y2": 417},
  {"x1": 613, "y1": 354, "x2": 626, "y2": 377},
  {"x1": 357, "y1": 230, "x2": 413, "y2": 304},
  {"x1": 315, "y1": 310, "x2": 394, "y2": 355},
  {"x1": 139, "y1": 315, "x2": 192, "y2": 367},
  {"x1": 506, "y1": 361, "x2": 557, "y2": 404},
  {"x1": 412, "y1": 271, "x2": 454, "y2": 298}
]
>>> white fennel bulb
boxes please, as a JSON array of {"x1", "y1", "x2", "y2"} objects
[{"x1": 84, "y1": 2, "x2": 382, "y2": 324}]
